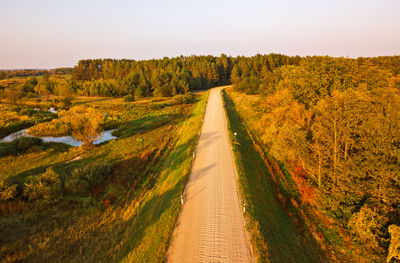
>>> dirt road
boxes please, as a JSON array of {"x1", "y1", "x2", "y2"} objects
[{"x1": 167, "y1": 87, "x2": 254, "y2": 262}]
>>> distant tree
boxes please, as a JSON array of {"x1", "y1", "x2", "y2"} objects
[
  {"x1": 56, "y1": 80, "x2": 74, "y2": 109},
  {"x1": 230, "y1": 64, "x2": 241, "y2": 88},
  {"x1": 43, "y1": 71, "x2": 50, "y2": 82},
  {"x1": 0, "y1": 71, "x2": 7, "y2": 80},
  {"x1": 238, "y1": 76, "x2": 261, "y2": 94},
  {"x1": 207, "y1": 63, "x2": 219, "y2": 88},
  {"x1": 5, "y1": 88, "x2": 22, "y2": 105},
  {"x1": 22, "y1": 77, "x2": 38, "y2": 93}
]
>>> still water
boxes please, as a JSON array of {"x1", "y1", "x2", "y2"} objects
[{"x1": 0, "y1": 129, "x2": 117, "y2": 147}]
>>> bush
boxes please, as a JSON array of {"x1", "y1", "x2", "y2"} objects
[
  {"x1": 65, "y1": 163, "x2": 112, "y2": 196},
  {"x1": 0, "y1": 143, "x2": 14, "y2": 157},
  {"x1": 174, "y1": 92, "x2": 195, "y2": 104},
  {"x1": 18, "y1": 107, "x2": 35, "y2": 117},
  {"x1": 0, "y1": 122, "x2": 31, "y2": 140},
  {"x1": 0, "y1": 179, "x2": 18, "y2": 201},
  {"x1": 10, "y1": 106, "x2": 22, "y2": 113},
  {"x1": 123, "y1": 94, "x2": 135, "y2": 102},
  {"x1": 24, "y1": 167, "x2": 62, "y2": 201},
  {"x1": 10, "y1": 106, "x2": 36, "y2": 116},
  {"x1": 149, "y1": 103, "x2": 166, "y2": 110},
  {"x1": 0, "y1": 137, "x2": 44, "y2": 157},
  {"x1": 14, "y1": 137, "x2": 43, "y2": 152}
]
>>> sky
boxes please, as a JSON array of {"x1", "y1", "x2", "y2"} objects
[{"x1": 0, "y1": 0, "x2": 399, "y2": 69}]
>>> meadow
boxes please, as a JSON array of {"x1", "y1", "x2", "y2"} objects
[{"x1": 0, "y1": 90, "x2": 208, "y2": 262}]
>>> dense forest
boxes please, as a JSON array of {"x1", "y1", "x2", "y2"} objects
[
  {"x1": 2, "y1": 55, "x2": 399, "y2": 101},
  {"x1": 70, "y1": 55, "x2": 234, "y2": 97},
  {"x1": 229, "y1": 54, "x2": 400, "y2": 261},
  {"x1": 1, "y1": 54, "x2": 301, "y2": 101}
]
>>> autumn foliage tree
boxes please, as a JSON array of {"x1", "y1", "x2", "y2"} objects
[
  {"x1": 59, "y1": 106, "x2": 104, "y2": 147},
  {"x1": 232, "y1": 55, "x2": 400, "y2": 261},
  {"x1": 55, "y1": 80, "x2": 74, "y2": 109}
]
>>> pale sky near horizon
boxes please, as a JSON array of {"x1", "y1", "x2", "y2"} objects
[{"x1": 0, "y1": 0, "x2": 399, "y2": 69}]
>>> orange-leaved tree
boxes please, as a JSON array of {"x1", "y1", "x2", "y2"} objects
[{"x1": 59, "y1": 106, "x2": 104, "y2": 147}]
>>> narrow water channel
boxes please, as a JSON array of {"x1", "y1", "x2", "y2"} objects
[{"x1": 0, "y1": 129, "x2": 117, "y2": 147}]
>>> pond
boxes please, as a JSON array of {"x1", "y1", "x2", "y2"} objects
[
  {"x1": 0, "y1": 129, "x2": 117, "y2": 147},
  {"x1": 33, "y1": 107, "x2": 60, "y2": 114}
]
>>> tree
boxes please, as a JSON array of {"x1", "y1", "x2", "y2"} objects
[
  {"x1": 5, "y1": 88, "x2": 22, "y2": 105},
  {"x1": 0, "y1": 71, "x2": 7, "y2": 80},
  {"x1": 348, "y1": 204, "x2": 388, "y2": 251},
  {"x1": 59, "y1": 106, "x2": 104, "y2": 147},
  {"x1": 22, "y1": 77, "x2": 38, "y2": 93},
  {"x1": 35, "y1": 79, "x2": 54, "y2": 96},
  {"x1": 56, "y1": 80, "x2": 74, "y2": 109},
  {"x1": 238, "y1": 76, "x2": 261, "y2": 94},
  {"x1": 387, "y1": 225, "x2": 400, "y2": 262},
  {"x1": 230, "y1": 64, "x2": 241, "y2": 88},
  {"x1": 260, "y1": 89, "x2": 309, "y2": 164}
]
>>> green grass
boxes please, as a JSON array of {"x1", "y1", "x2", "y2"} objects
[
  {"x1": 118, "y1": 91, "x2": 208, "y2": 262},
  {"x1": 222, "y1": 89, "x2": 324, "y2": 263},
  {"x1": 0, "y1": 92, "x2": 207, "y2": 262}
]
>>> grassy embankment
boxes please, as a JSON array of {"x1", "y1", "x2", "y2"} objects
[
  {"x1": 0, "y1": 92, "x2": 208, "y2": 262},
  {"x1": 117, "y1": 91, "x2": 208, "y2": 262},
  {"x1": 222, "y1": 87, "x2": 324, "y2": 263}
]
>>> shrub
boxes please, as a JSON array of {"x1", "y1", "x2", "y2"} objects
[
  {"x1": 10, "y1": 106, "x2": 22, "y2": 113},
  {"x1": 149, "y1": 103, "x2": 166, "y2": 110},
  {"x1": 123, "y1": 94, "x2": 135, "y2": 102},
  {"x1": 0, "y1": 179, "x2": 18, "y2": 201},
  {"x1": 24, "y1": 167, "x2": 62, "y2": 201},
  {"x1": 0, "y1": 142, "x2": 15, "y2": 157},
  {"x1": 174, "y1": 92, "x2": 195, "y2": 104},
  {"x1": 0, "y1": 137, "x2": 44, "y2": 157},
  {"x1": 14, "y1": 137, "x2": 43, "y2": 152},
  {"x1": 65, "y1": 163, "x2": 112, "y2": 196},
  {"x1": 18, "y1": 107, "x2": 35, "y2": 116}
]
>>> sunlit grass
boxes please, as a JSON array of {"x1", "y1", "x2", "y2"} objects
[{"x1": 0, "y1": 92, "x2": 207, "y2": 262}]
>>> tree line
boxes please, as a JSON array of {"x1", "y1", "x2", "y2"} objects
[
  {"x1": 1, "y1": 54, "x2": 304, "y2": 101},
  {"x1": 70, "y1": 55, "x2": 234, "y2": 97},
  {"x1": 0, "y1": 68, "x2": 72, "y2": 80},
  {"x1": 231, "y1": 54, "x2": 400, "y2": 261}
]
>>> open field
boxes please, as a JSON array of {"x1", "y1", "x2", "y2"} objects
[{"x1": 0, "y1": 92, "x2": 208, "y2": 262}]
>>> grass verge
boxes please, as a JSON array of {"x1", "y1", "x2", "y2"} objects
[
  {"x1": 222, "y1": 88, "x2": 324, "y2": 263},
  {"x1": 118, "y1": 91, "x2": 208, "y2": 262}
]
